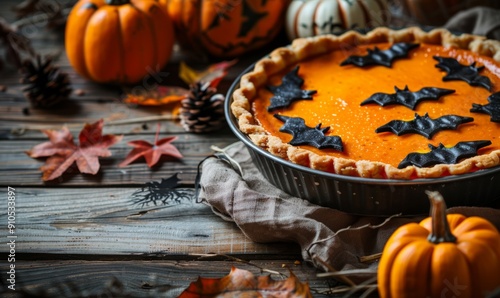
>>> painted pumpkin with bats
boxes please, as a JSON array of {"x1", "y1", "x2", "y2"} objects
[{"x1": 162, "y1": 0, "x2": 288, "y2": 58}]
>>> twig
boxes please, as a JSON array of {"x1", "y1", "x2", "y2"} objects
[
  {"x1": 312, "y1": 254, "x2": 356, "y2": 287},
  {"x1": 189, "y1": 253, "x2": 286, "y2": 278},
  {"x1": 0, "y1": 17, "x2": 35, "y2": 68},
  {"x1": 11, "y1": 0, "x2": 76, "y2": 30},
  {"x1": 307, "y1": 213, "x2": 402, "y2": 250},
  {"x1": 359, "y1": 252, "x2": 382, "y2": 263},
  {"x1": 328, "y1": 284, "x2": 378, "y2": 294},
  {"x1": 210, "y1": 145, "x2": 244, "y2": 176},
  {"x1": 313, "y1": 254, "x2": 381, "y2": 297},
  {"x1": 107, "y1": 115, "x2": 179, "y2": 125},
  {"x1": 11, "y1": 8, "x2": 72, "y2": 29},
  {"x1": 340, "y1": 276, "x2": 378, "y2": 298},
  {"x1": 11, "y1": 114, "x2": 179, "y2": 135},
  {"x1": 317, "y1": 268, "x2": 376, "y2": 278},
  {"x1": 357, "y1": 284, "x2": 378, "y2": 298}
]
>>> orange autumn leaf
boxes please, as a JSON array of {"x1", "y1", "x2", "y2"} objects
[
  {"x1": 178, "y1": 267, "x2": 312, "y2": 298},
  {"x1": 122, "y1": 60, "x2": 236, "y2": 107},
  {"x1": 119, "y1": 124, "x2": 183, "y2": 168},
  {"x1": 122, "y1": 85, "x2": 189, "y2": 106},
  {"x1": 179, "y1": 59, "x2": 237, "y2": 88},
  {"x1": 27, "y1": 119, "x2": 122, "y2": 181}
]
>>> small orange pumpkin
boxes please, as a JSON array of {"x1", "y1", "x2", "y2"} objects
[
  {"x1": 163, "y1": 0, "x2": 288, "y2": 58},
  {"x1": 378, "y1": 191, "x2": 500, "y2": 298},
  {"x1": 65, "y1": 0, "x2": 175, "y2": 84}
]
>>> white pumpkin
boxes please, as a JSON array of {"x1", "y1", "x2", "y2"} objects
[{"x1": 286, "y1": 0, "x2": 389, "y2": 40}]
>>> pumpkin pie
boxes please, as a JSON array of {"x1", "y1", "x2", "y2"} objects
[{"x1": 231, "y1": 27, "x2": 500, "y2": 179}]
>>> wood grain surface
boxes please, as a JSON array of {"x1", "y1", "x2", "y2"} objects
[
  {"x1": 0, "y1": 1, "x2": 345, "y2": 297},
  {"x1": 0, "y1": 187, "x2": 298, "y2": 256}
]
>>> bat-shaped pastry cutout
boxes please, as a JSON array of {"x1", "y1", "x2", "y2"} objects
[
  {"x1": 340, "y1": 42, "x2": 419, "y2": 67},
  {"x1": 267, "y1": 66, "x2": 317, "y2": 111},
  {"x1": 470, "y1": 91, "x2": 500, "y2": 122},
  {"x1": 434, "y1": 56, "x2": 492, "y2": 91},
  {"x1": 274, "y1": 114, "x2": 343, "y2": 151},
  {"x1": 376, "y1": 113, "x2": 474, "y2": 139},
  {"x1": 361, "y1": 86, "x2": 455, "y2": 110},
  {"x1": 398, "y1": 140, "x2": 491, "y2": 169}
]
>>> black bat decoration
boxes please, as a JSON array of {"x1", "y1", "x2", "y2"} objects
[
  {"x1": 434, "y1": 56, "x2": 492, "y2": 91},
  {"x1": 398, "y1": 140, "x2": 492, "y2": 169},
  {"x1": 340, "y1": 42, "x2": 419, "y2": 67},
  {"x1": 274, "y1": 114, "x2": 343, "y2": 151},
  {"x1": 361, "y1": 86, "x2": 455, "y2": 110},
  {"x1": 470, "y1": 91, "x2": 500, "y2": 122},
  {"x1": 376, "y1": 113, "x2": 474, "y2": 139},
  {"x1": 267, "y1": 66, "x2": 317, "y2": 111}
]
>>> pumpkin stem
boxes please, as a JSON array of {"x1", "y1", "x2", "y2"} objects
[
  {"x1": 105, "y1": 0, "x2": 129, "y2": 5},
  {"x1": 426, "y1": 191, "x2": 457, "y2": 244}
]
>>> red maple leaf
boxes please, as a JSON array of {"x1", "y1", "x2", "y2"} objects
[
  {"x1": 119, "y1": 124, "x2": 183, "y2": 168},
  {"x1": 27, "y1": 119, "x2": 122, "y2": 181},
  {"x1": 178, "y1": 267, "x2": 312, "y2": 298}
]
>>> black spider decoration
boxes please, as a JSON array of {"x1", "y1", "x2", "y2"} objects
[
  {"x1": 267, "y1": 66, "x2": 317, "y2": 111},
  {"x1": 398, "y1": 140, "x2": 492, "y2": 169},
  {"x1": 434, "y1": 56, "x2": 492, "y2": 91},
  {"x1": 376, "y1": 113, "x2": 474, "y2": 139},
  {"x1": 361, "y1": 86, "x2": 455, "y2": 110},
  {"x1": 340, "y1": 42, "x2": 420, "y2": 67},
  {"x1": 130, "y1": 174, "x2": 194, "y2": 207},
  {"x1": 274, "y1": 114, "x2": 343, "y2": 151},
  {"x1": 470, "y1": 91, "x2": 500, "y2": 122}
]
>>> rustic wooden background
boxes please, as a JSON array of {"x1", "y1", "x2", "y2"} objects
[{"x1": 0, "y1": 0, "x2": 345, "y2": 297}]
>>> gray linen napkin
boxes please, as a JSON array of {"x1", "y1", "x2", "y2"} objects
[
  {"x1": 444, "y1": 6, "x2": 500, "y2": 40},
  {"x1": 198, "y1": 142, "x2": 500, "y2": 281}
]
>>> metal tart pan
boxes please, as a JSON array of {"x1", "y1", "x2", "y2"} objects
[{"x1": 225, "y1": 64, "x2": 500, "y2": 217}]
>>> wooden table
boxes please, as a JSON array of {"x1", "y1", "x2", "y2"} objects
[{"x1": 0, "y1": 1, "x2": 336, "y2": 296}]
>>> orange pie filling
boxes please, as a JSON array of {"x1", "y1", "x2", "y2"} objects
[{"x1": 232, "y1": 28, "x2": 500, "y2": 179}]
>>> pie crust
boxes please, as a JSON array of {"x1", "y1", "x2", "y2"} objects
[{"x1": 231, "y1": 27, "x2": 500, "y2": 179}]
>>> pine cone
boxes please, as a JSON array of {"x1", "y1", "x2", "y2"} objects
[
  {"x1": 21, "y1": 55, "x2": 71, "y2": 108},
  {"x1": 180, "y1": 82, "x2": 225, "y2": 133}
]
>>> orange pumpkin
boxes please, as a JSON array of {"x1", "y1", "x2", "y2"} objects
[
  {"x1": 163, "y1": 0, "x2": 288, "y2": 58},
  {"x1": 378, "y1": 191, "x2": 500, "y2": 298},
  {"x1": 65, "y1": 0, "x2": 175, "y2": 84}
]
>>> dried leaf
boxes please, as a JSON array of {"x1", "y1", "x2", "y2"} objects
[
  {"x1": 119, "y1": 124, "x2": 183, "y2": 168},
  {"x1": 122, "y1": 85, "x2": 189, "y2": 106},
  {"x1": 179, "y1": 59, "x2": 237, "y2": 88},
  {"x1": 12, "y1": 0, "x2": 40, "y2": 19},
  {"x1": 178, "y1": 267, "x2": 312, "y2": 298},
  {"x1": 27, "y1": 119, "x2": 122, "y2": 181},
  {"x1": 0, "y1": 17, "x2": 34, "y2": 68},
  {"x1": 12, "y1": 0, "x2": 69, "y2": 29},
  {"x1": 121, "y1": 60, "x2": 236, "y2": 107}
]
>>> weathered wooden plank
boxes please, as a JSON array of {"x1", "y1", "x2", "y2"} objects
[
  {"x1": 0, "y1": 123, "x2": 236, "y2": 145},
  {"x1": 0, "y1": 132, "x2": 239, "y2": 186},
  {"x1": 0, "y1": 73, "x2": 241, "y2": 139},
  {"x1": 0, "y1": 101, "x2": 198, "y2": 138},
  {"x1": 0, "y1": 187, "x2": 298, "y2": 256},
  {"x1": 0, "y1": 260, "x2": 337, "y2": 297}
]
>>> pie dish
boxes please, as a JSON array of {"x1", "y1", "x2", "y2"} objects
[{"x1": 230, "y1": 27, "x2": 500, "y2": 180}]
